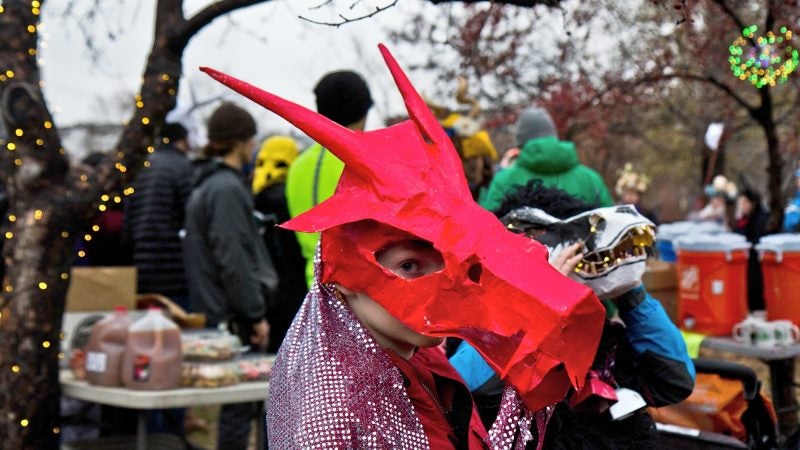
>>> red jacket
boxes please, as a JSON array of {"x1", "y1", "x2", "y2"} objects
[{"x1": 387, "y1": 346, "x2": 488, "y2": 449}]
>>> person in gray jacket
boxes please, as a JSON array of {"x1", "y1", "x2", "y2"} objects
[{"x1": 183, "y1": 102, "x2": 277, "y2": 450}]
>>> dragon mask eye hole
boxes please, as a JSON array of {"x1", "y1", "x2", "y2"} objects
[
  {"x1": 506, "y1": 223, "x2": 547, "y2": 239},
  {"x1": 523, "y1": 227, "x2": 547, "y2": 239},
  {"x1": 375, "y1": 239, "x2": 444, "y2": 280},
  {"x1": 587, "y1": 214, "x2": 603, "y2": 233}
]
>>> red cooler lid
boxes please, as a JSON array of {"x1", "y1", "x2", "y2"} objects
[
  {"x1": 756, "y1": 233, "x2": 800, "y2": 252},
  {"x1": 756, "y1": 234, "x2": 800, "y2": 263},
  {"x1": 656, "y1": 221, "x2": 726, "y2": 241},
  {"x1": 674, "y1": 232, "x2": 751, "y2": 252}
]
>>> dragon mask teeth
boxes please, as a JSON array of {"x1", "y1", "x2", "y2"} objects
[{"x1": 577, "y1": 224, "x2": 656, "y2": 278}]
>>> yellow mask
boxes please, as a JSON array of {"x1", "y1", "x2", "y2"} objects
[
  {"x1": 252, "y1": 136, "x2": 299, "y2": 193},
  {"x1": 441, "y1": 113, "x2": 498, "y2": 161}
]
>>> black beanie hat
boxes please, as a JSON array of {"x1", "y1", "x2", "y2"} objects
[
  {"x1": 160, "y1": 122, "x2": 188, "y2": 142},
  {"x1": 207, "y1": 102, "x2": 257, "y2": 143},
  {"x1": 313, "y1": 70, "x2": 373, "y2": 126}
]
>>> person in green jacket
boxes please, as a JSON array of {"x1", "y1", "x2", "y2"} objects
[
  {"x1": 480, "y1": 107, "x2": 613, "y2": 211},
  {"x1": 285, "y1": 70, "x2": 373, "y2": 286}
]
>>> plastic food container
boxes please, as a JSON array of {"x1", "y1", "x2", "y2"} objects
[
  {"x1": 181, "y1": 330, "x2": 246, "y2": 362},
  {"x1": 235, "y1": 355, "x2": 274, "y2": 382},
  {"x1": 180, "y1": 361, "x2": 240, "y2": 388}
]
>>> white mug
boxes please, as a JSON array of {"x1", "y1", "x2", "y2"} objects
[
  {"x1": 771, "y1": 320, "x2": 800, "y2": 346},
  {"x1": 732, "y1": 315, "x2": 767, "y2": 344},
  {"x1": 752, "y1": 322, "x2": 777, "y2": 348}
]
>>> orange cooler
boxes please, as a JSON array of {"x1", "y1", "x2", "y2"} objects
[
  {"x1": 674, "y1": 233, "x2": 750, "y2": 335},
  {"x1": 756, "y1": 234, "x2": 800, "y2": 325}
]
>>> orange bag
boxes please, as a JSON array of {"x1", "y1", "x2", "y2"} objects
[{"x1": 650, "y1": 373, "x2": 775, "y2": 440}]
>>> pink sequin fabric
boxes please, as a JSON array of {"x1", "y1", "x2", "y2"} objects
[
  {"x1": 266, "y1": 252, "x2": 537, "y2": 449},
  {"x1": 487, "y1": 389, "x2": 539, "y2": 450}
]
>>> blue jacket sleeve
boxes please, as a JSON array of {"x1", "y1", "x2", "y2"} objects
[
  {"x1": 610, "y1": 286, "x2": 694, "y2": 406},
  {"x1": 449, "y1": 341, "x2": 496, "y2": 392},
  {"x1": 619, "y1": 288, "x2": 696, "y2": 380}
]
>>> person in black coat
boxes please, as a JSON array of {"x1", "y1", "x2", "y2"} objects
[
  {"x1": 125, "y1": 123, "x2": 193, "y2": 309},
  {"x1": 734, "y1": 188, "x2": 769, "y2": 311},
  {"x1": 251, "y1": 136, "x2": 307, "y2": 353}
]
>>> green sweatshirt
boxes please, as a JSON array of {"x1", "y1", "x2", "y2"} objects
[
  {"x1": 481, "y1": 136, "x2": 613, "y2": 211},
  {"x1": 285, "y1": 143, "x2": 345, "y2": 287}
]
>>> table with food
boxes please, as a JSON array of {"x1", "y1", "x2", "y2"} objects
[{"x1": 62, "y1": 306, "x2": 273, "y2": 450}]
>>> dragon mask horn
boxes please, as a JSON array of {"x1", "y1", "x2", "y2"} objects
[
  {"x1": 200, "y1": 66, "x2": 372, "y2": 177},
  {"x1": 376, "y1": 44, "x2": 468, "y2": 193},
  {"x1": 378, "y1": 44, "x2": 447, "y2": 148}
]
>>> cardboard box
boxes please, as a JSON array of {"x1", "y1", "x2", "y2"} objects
[
  {"x1": 643, "y1": 260, "x2": 677, "y2": 290},
  {"x1": 65, "y1": 266, "x2": 137, "y2": 312},
  {"x1": 644, "y1": 260, "x2": 679, "y2": 324}
]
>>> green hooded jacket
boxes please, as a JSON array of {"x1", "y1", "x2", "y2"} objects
[
  {"x1": 480, "y1": 136, "x2": 613, "y2": 211},
  {"x1": 285, "y1": 143, "x2": 345, "y2": 287}
]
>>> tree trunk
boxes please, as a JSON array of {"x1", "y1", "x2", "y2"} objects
[
  {"x1": 0, "y1": 189, "x2": 85, "y2": 449},
  {"x1": 755, "y1": 88, "x2": 785, "y2": 233},
  {"x1": 0, "y1": 0, "x2": 185, "y2": 446},
  {"x1": 0, "y1": 1, "x2": 75, "y2": 447}
]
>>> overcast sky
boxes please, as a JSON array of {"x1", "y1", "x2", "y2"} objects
[{"x1": 40, "y1": 0, "x2": 430, "y2": 139}]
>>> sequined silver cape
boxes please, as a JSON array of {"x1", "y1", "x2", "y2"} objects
[{"x1": 266, "y1": 254, "x2": 546, "y2": 449}]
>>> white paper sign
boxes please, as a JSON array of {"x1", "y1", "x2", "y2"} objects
[{"x1": 705, "y1": 122, "x2": 725, "y2": 151}]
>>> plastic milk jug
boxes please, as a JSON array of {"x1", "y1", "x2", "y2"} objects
[
  {"x1": 84, "y1": 306, "x2": 132, "y2": 387},
  {"x1": 121, "y1": 307, "x2": 182, "y2": 390}
]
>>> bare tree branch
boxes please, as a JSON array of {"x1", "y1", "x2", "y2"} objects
[
  {"x1": 639, "y1": 72, "x2": 756, "y2": 114},
  {"x1": 709, "y1": 0, "x2": 747, "y2": 32},
  {"x1": 310, "y1": 0, "x2": 336, "y2": 10},
  {"x1": 178, "y1": 0, "x2": 267, "y2": 50},
  {"x1": 430, "y1": 0, "x2": 562, "y2": 5},
  {"x1": 298, "y1": 0, "x2": 397, "y2": 27}
]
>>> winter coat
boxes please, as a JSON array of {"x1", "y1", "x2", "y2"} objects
[
  {"x1": 734, "y1": 205, "x2": 769, "y2": 311},
  {"x1": 481, "y1": 136, "x2": 613, "y2": 211},
  {"x1": 285, "y1": 143, "x2": 345, "y2": 286},
  {"x1": 183, "y1": 159, "x2": 278, "y2": 327},
  {"x1": 254, "y1": 183, "x2": 307, "y2": 353},
  {"x1": 125, "y1": 144, "x2": 192, "y2": 297}
]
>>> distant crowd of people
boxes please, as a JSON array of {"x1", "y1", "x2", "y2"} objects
[{"x1": 63, "y1": 45, "x2": 800, "y2": 449}]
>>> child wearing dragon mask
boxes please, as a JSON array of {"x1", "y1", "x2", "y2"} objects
[
  {"x1": 201, "y1": 46, "x2": 606, "y2": 449},
  {"x1": 449, "y1": 180, "x2": 695, "y2": 449}
]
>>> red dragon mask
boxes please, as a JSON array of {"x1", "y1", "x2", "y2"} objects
[{"x1": 201, "y1": 44, "x2": 604, "y2": 411}]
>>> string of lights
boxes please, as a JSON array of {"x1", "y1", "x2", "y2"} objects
[{"x1": 729, "y1": 25, "x2": 799, "y2": 88}]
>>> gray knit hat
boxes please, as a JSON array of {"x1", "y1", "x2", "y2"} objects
[{"x1": 515, "y1": 107, "x2": 557, "y2": 146}]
